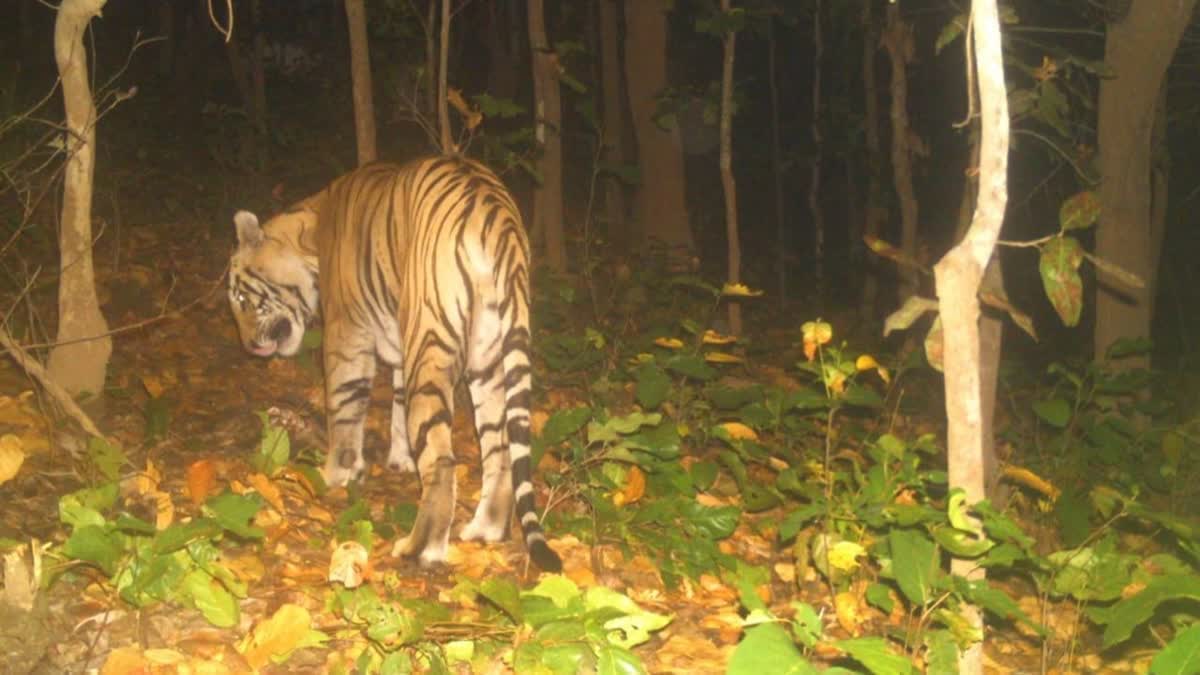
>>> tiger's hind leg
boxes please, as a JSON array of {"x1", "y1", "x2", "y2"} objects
[
  {"x1": 391, "y1": 357, "x2": 458, "y2": 566},
  {"x1": 322, "y1": 326, "x2": 376, "y2": 487},
  {"x1": 385, "y1": 367, "x2": 415, "y2": 473},
  {"x1": 460, "y1": 342, "x2": 513, "y2": 544}
]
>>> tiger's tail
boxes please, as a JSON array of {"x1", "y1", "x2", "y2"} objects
[{"x1": 503, "y1": 319, "x2": 562, "y2": 573}]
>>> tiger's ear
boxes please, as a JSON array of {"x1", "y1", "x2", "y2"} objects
[{"x1": 234, "y1": 210, "x2": 264, "y2": 248}]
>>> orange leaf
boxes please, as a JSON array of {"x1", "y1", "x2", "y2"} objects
[
  {"x1": 239, "y1": 604, "x2": 317, "y2": 670},
  {"x1": 718, "y1": 422, "x2": 758, "y2": 441},
  {"x1": 246, "y1": 473, "x2": 286, "y2": 513},
  {"x1": 834, "y1": 591, "x2": 864, "y2": 635},
  {"x1": 654, "y1": 337, "x2": 684, "y2": 349},
  {"x1": 613, "y1": 465, "x2": 646, "y2": 506},
  {"x1": 702, "y1": 329, "x2": 737, "y2": 345},
  {"x1": 186, "y1": 459, "x2": 218, "y2": 505}
]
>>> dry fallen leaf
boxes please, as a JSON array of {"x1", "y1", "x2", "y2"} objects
[
  {"x1": 834, "y1": 591, "x2": 864, "y2": 635},
  {"x1": 718, "y1": 422, "x2": 758, "y2": 441},
  {"x1": 328, "y1": 541, "x2": 371, "y2": 588},
  {"x1": 186, "y1": 459, "x2": 218, "y2": 505},
  {"x1": 0, "y1": 434, "x2": 26, "y2": 485},
  {"x1": 246, "y1": 473, "x2": 286, "y2": 513},
  {"x1": 613, "y1": 465, "x2": 646, "y2": 506},
  {"x1": 238, "y1": 604, "x2": 322, "y2": 670}
]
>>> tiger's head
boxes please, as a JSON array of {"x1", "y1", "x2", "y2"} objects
[{"x1": 228, "y1": 209, "x2": 319, "y2": 358}]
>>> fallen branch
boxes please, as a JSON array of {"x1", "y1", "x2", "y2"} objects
[{"x1": 0, "y1": 324, "x2": 105, "y2": 442}]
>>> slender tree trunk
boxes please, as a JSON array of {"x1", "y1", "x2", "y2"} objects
[
  {"x1": 1094, "y1": 2, "x2": 1193, "y2": 364},
  {"x1": 767, "y1": 17, "x2": 787, "y2": 304},
  {"x1": 250, "y1": 0, "x2": 268, "y2": 135},
  {"x1": 624, "y1": 0, "x2": 694, "y2": 261},
  {"x1": 719, "y1": 0, "x2": 741, "y2": 334},
  {"x1": 528, "y1": 0, "x2": 566, "y2": 272},
  {"x1": 424, "y1": 0, "x2": 438, "y2": 117},
  {"x1": 808, "y1": 0, "x2": 825, "y2": 307},
  {"x1": 860, "y1": 0, "x2": 884, "y2": 318},
  {"x1": 48, "y1": 0, "x2": 112, "y2": 399},
  {"x1": 345, "y1": 0, "x2": 378, "y2": 164},
  {"x1": 935, "y1": 1, "x2": 1009, "y2": 671},
  {"x1": 599, "y1": 0, "x2": 628, "y2": 239},
  {"x1": 438, "y1": 0, "x2": 452, "y2": 153},
  {"x1": 883, "y1": 4, "x2": 919, "y2": 301}
]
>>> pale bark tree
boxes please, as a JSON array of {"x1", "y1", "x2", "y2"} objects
[
  {"x1": 527, "y1": 0, "x2": 567, "y2": 272},
  {"x1": 345, "y1": 0, "x2": 378, "y2": 164},
  {"x1": 48, "y1": 0, "x2": 112, "y2": 398},
  {"x1": 1093, "y1": 2, "x2": 1195, "y2": 364},
  {"x1": 718, "y1": 0, "x2": 741, "y2": 334},
  {"x1": 624, "y1": 0, "x2": 695, "y2": 260},
  {"x1": 935, "y1": 1, "x2": 1009, "y2": 671},
  {"x1": 598, "y1": 0, "x2": 628, "y2": 236},
  {"x1": 883, "y1": 4, "x2": 919, "y2": 301}
]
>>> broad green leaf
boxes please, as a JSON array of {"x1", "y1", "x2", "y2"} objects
[
  {"x1": 253, "y1": 411, "x2": 291, "y2": 475},
  {"x1": 663, "y1": 353, "x2": 716, "y2": 381},
  {"x1": 59, "y1": 483, "x2": 119, "y2": 528},
  {"x1": 479, "y1": 577, "x2": 522, "y2": 620},
  {"x1": 1032, "y1": 398, "x2": 1071, "y2": 428},
  {"x1": 865, "y1": 583, "x2": 895, "y2": 614},
  {"x1": 525, "y1": 574, "x2": 582, "y2": 609},
  {"x1": 541, "y1": 406, "x2": 592, "y2": 445},
  {"x1": 541, "y1": 643, "x2": 594, "y2": 674},
  {"x1": 1150, "y1": 623, "x2": 1200, "y2": 675},
  {"x1": 1059, "y1": 191, "x2": 1100, "y2": 231},
  {"x1": 63, "y1": 524, "x2": 124, "y2": 575},
  {"x1": 791, "y1": 602, "x2": 823, "y2": 648},
  {"x1": 203, "y1": 492, "x2": 265, "y2": 540},
  {"x1": 935, "y1": 14, "x2": 966, "y2": 54},
  {"x1": 602, "y1": 611, "x2": 673, "y2": 649},
  {"x1": 704, "y1": 384, "x2": 762, "y2": 410},
  {"x1": 594, "y1": 644, "x2": 645, "y2": 675},
  {"x1": 88, "y1": 437, "x2": 126, "y2": 483},
  {"x1": 728, "y1": 622, "x2": 814, "y2": 675},
  {"x1": 890, "y1": 529, "x2": 938, "y2": 606},
  {"x1": 882, "y1": 295, "x2": 939, "y2": 338},
  {"x1": 1039, "y1": 236, "x2": 1085, "y2": 327},
  {"x1": 836, "y1": 636, "x2": 917, "y2": 675},
  {"x1": 924, "y1": 630, "x2": 961, "y2": 675},
  {"x1": 183, "y1": 569, "x2": 239, "y2": 627},
  {"x1": 689, "y1": 461, "x2": 718, "y2": 490},
  {"x1": 1048, "y1": 545, "x2": 1133, "y2": 602},
  {"x1": 1095, "y1": 575, "x2": 1200, "y2": 648}
]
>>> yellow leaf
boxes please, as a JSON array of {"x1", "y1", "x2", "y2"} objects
[
  {"x1": 702, "y1": 330, "x2": 738, "y2": 345},
  {"x1": 704, "y1": 352, "x2": 743, "y2": 364},
  {"x1": 238, "y1": 604, "x2": 319, "y2": 670},
  {"x1": 801, "y1": 320, "x2": 833, "y2": 346},
  {"x1": 828, "y1": 541, "x2": 866, "y2": 573},
  {"x1": 855, "y1": 355, "x2": 879, "y2": 371},
  {"x1": 719, "y1": 422, "x2": 758, "y2": 441},
  {"x1": 0, "y1": 434, "x2": 26, "y2": 485},
  {"x1": 328, "y1": 541, "x2": 371, "y2": 588},
  {"x1": 1002, "y1": 466, "x2": 1061, "y2": 500},
  {"x1": 721, "y1": 282, "x2": 764, "y2": 297},
  {"x1": 447, "y1": 88, "x2": 483, "y2": 131},
  {"x1": 153, "y1": 490, "x2": 175, "y2": 530},
  {"x1": 834, "y1": 591, "x2": 864, "y2": 635},
  {"x1": 654, "y1": 337, "x2": 684, "y2": 349},
  {"x1": 134, "y1": 460, "x2": 162, "y2": 495},
  {"x1": 100, "y1": 647, "x2": 149, "y2": 675}
]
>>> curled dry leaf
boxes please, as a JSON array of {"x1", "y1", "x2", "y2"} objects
[
  {"x1": 328, "y1": 541, "x2": 371, "y2": 588},
  {"x1": 186, "y1": 459, "x2": 218, "y2": 505},
  {"x1": 0, "y1": 434, "x2": 26, "y2": 485}
]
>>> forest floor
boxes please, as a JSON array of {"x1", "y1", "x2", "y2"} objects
[{"x1": 0, "y1": 215, "x2": 1141, "y2": 674}]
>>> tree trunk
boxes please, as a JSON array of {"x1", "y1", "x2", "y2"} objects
[
  {"x1": 599, "y1": 0, "x2": 628, "y2": 239},
  {"x1": 424, "y1": 0, "x2": 438, "y2": 118},
  {"x1": 883, "y1": 4, "x2": 919, "y2": 301},
  {"x1": 438, "y1": 0, "x2": 452, "y2": 153},
  {"x1": 527, "y1": 0, "x2": 567, "y2": 272},
  {"x1": 859, "y1": 0, "x2": 884, "y2": 318},
  {"x1": 808, "y1": 0, "x2": 825, "y2": 307},
  {"x1": 1094, "y1": 2, "x2": 1193, "y2": 364},
  {"x1": 718, "y1": 0, "x2": 741, "y2": 335},
  {"x1": 624, "y1": 0, "x2": 694, "y2": 261},
  {"x1": 48, "y1": 0, "x2": 112, "y2": 399},
  {"x1": 767, "y1": 17, "x2": 787, "y2": 304},
  {"x1": 935, "y1": 1, "x2": 1009, "y2": 671},
  {"x1": 344, "y1": 0, "x2": 378, "y2": 165}
]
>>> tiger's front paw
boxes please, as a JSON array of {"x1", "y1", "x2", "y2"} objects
[{"x1": 324, "y1": 447, "x2": 364, "y2": 487}]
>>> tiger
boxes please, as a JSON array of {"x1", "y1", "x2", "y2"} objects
[{"x1": 227, "y1": 156, "x2": 561, "y2": 572}]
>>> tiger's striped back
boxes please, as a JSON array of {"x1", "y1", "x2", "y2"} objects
[{"x1": 229, "y1": 157, "x2": 560, "y2": 572}]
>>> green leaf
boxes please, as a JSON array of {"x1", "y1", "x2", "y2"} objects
[
  {"x1": 935, "y1": 14, "x2": 967, "y2": 54},
  {"x1": 1032, "y1": 398, "x2": 1071, "y2": 428},
  {"x1": 728, "y1": 622, "x2": 814, "y2": 675},
  {"x1": 203, "y1": 492, "x2": 265, "y2": 540},
  {"x1": 790, "y1": 602, "x2": 823, "y2": 648},
  {"x1": 541, "y1": 643, "x2": 595, "y2": 674},
  {"x1": 865, "y1": 583, "x2": 895, "y2": 614},
  {"x1": 663, "y1": 353, "x2": 716, "y2": 381},
  {"x1": 1095, "y1": 575, "x2": 1200, "y2": 648},
  {"x1": 1150, "y1": 623, "x2": 1200, "y2": 675},
  {"x1": 1039, "y1": 236, "x2": 1085, "y2": 327},
  {"x1": 836, "y1": 637, "x2": 917, "y2": 675},
  {"x1": 594, "y1": 644, "x2": 646, "y2": 675},
  {"x1": 253, "y1": 411, "x2": 291, "y2": 475},
  {"x1": 144, "y1": 396, "x2": 172, "y2": 443},
  {"x1": 689, "y1": 461, "x2": 718, "y2": 490},
  {"x1": 479, "y1": 577, "x2": 522, "y2": 620},
  {"x1": 88, "y1": 437, "x2": 127, "y2": 483},
  {"x1": 635, "y1": 365, "x2": 671, "y2": 410},
  {"x1": 183, "y1": 569, "x2": 239, "y2": 627},
  {"x1": 890, "y1": 529, "x2": 939, "y2": 606},
  {"x1": 923, "y1": 630, "x2": 961, "y2": 675},
  {"x1": 62, "y1": 524, "x2": 124, "y2": 575},
  {"x1": 1059, "y1": 191, "x2": 1100, "y2": 232},
  {"x1": 541, "y1": 406, "x2": 592, "y2": 445}
]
